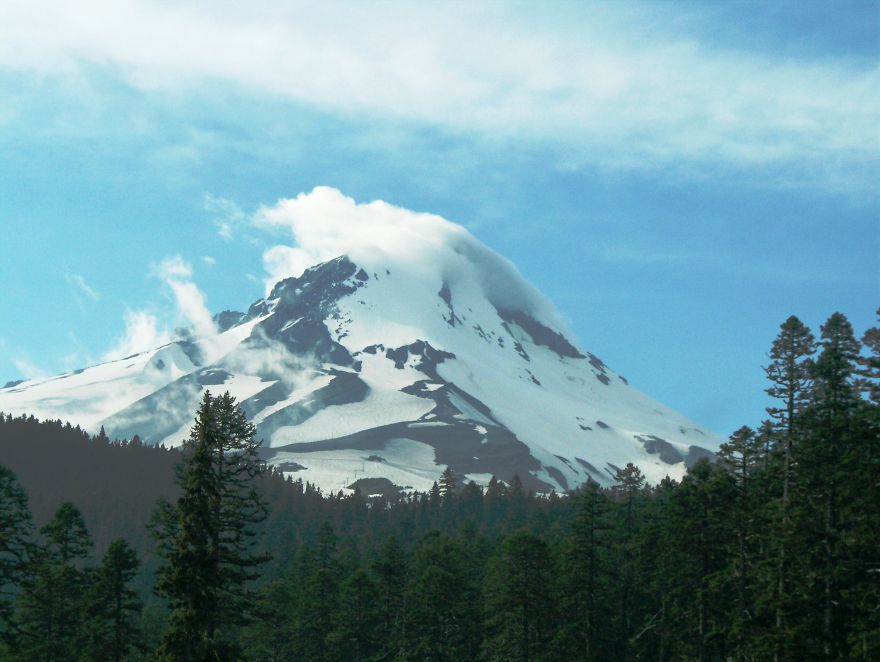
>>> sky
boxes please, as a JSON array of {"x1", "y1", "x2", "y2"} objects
[{"x1": 0, "y1": 0, "x2": 878, "y2": 437}]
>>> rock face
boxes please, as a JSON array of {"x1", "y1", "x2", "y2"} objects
[{"x1": 0, "y1": 247, "x2": 718, "y2": 494}]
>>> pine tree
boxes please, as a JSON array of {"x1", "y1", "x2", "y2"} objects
[
  {"x1": 79, "y1": 538, "x2": 142, "y2": 662},
  {"x1": 611, "y1": 462, "x2": 646, "y2": 654},
  {"x1": 15, "y1": 501, "x2": 93, "y2": 661},
  {"x1": 556, "y1": 480, "x2": 609, "y2": 660},
  {"x1": 150, "y1": 391, "x2": 269, "y2": 660},
  {"x1": 0, "y1": 466, "x2": 34, "y2": 647},
  {"x1": 763, "y1": 315, "x2": 815, "y2": 656},
  {"x1": 371, "y1": 536, "x2": 406, "y2": 658},
  {"x1": 717, "y1": 426, "x2": 762, "y2": 658},
  {"x1": 799, "y1": 313, "x2": 861, "y2": 658},
  {"x1": 329, "y1": 569, "x2": 381, "y2": 661},
  {"x1": 482, "y1": 530, "x2": 555, "y2": 661},
  {"x1": 293, "y1": 521, "x2": 340, "y2": 662},
  {"x1": 402, "y1": 532, "x2": 481, "y2": 660}
]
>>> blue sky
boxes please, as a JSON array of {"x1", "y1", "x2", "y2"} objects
[{"x1": 1, "y1": 0, "x2": 878, "y2": 436}]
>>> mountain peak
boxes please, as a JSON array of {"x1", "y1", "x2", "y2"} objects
[{"x1": 0, "y1": 189, "x2": 718, "y2": 493}]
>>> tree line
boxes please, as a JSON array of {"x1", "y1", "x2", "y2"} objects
[{"x1": 0, "y1": 308, "x2": 877, "y2": 660}]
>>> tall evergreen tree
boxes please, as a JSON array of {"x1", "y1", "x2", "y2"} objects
[
  {"x1": 15, "y1": 501, "x2": 93, "y2": 662},
  {"x1": 402, "y1": 532, "x2": 481, "y2": 661},
  {"x1": 556, "y1": 480, "x2": 609, "y2": 660},
  {"x1": 799, "y1": 312, "x2": 861, "y2": 658},
  {"x1": 763, "y1": 315, "x2": 815, "y2": 656},
  {"x1": 0, "y1": 466, "x2": 33, "y2": 645},
  {"x1": 79, "y1": 538, "x2": 143, "y2": 662},
  {"x1": 150, "y1": 391, "x2": 269, "y2": 660},
  {"x1": 482, "y1": 530, "x2": 555, "y2": 661},
  {"x1": 611, "y1": 462, "x2": 646, "y2": 655}
]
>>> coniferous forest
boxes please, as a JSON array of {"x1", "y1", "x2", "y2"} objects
[{"x1": 1, "y1": 310, "x2": 878, "y2": 661}]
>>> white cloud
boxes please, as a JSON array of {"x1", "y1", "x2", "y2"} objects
[
  {"x1": 202, "y1": 255, "x2": 216, "y2": 266},
  {"x1": 150, "y1": 254, "x2": 193, "y2": 280},
  {"x1": 150, "y1": 255, "x2": 216, "y2": 339},
  {"x1": 0, "y1": 1, "x2": 876, "y2": 187},
  {"x1": 12, "y1": 357, "x2": 48, "y2": 380},
  {"x1": 204, "y1": 193, "x2": 246, "y2": 240},
  {"x1": 65, "y1": 273, "x2": 100, "y2": 301},
  {"x1": 103, "y1": 310, "x2": 170, "y2": 361},
  {"x1": 254, "y1": 186, "x2": 561, "y2": 325}
]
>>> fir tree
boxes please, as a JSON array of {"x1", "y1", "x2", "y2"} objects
[
  {"x1": 763, "y1": 315, "x2": 815, "y2": 655},
  {"x1": 15, "y1": 502, "x2": 93, "y2": 662},
  {"x1": 150, "y1": 391, "x2": 269, "y2": 660},
  {"x1": 556, "y1": 480, "x2": 609, "y2": 660},
  {"x1": 0, "y1": 466, "x2": 34, "y2": 646},
  {"x1": 482, "y1": 530, "x2": 556, "y2": 661},
  {"x1": 79, "y1": 538, "x2": 143, "y2": 662}
]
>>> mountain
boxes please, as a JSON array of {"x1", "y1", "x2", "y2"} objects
[{"x1": 0, "y1": 200, "x2": 717, "y2": 494}]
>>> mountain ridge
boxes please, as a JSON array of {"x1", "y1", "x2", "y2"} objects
[{"x1": 0, "y1": 247, "x2": 718, "y2": 493}]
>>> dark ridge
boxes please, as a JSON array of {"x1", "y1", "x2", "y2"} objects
[
  {"x1": 2, "y1": 380, "x2": 23, "y2": 389},
  {"x1": 213, "y1": 310, "x2": 246, "y2": 332},
  {"x1": 347, "y1": 477, "x2": 404, "y2": 498},
  {"x1": 101, "y1": 373, "x2": 208, "y2": 444},
  {"x1": 240, "y1": 380, "x2": 292, "y2": 420},
  {"x1": 618, "y1": 375, "x2": 629, "y2": 385},
  {"x1": 198, "y1": 369, "x2": 232, "y2": 386},
  {"x1": 545, "y1": 465, "x2": 569, "y2": 491},
  {"x1": 247, "y1": 255, "x2": 363, "y2": 321},
  {"x1": 554, "y1": 455, "x2": 575, "y2": 470},
  {"x1": 595, "y1": 420, "x2": 610, "y2": 429},
  {"x1": 575, "y1": 457, "x2": 601, "y2": 475},
  {"x1": 269, "y1": 419, "x2": 550, "y2": 492},
  {"x1": 496, "y1": 308, "x2": 585, "y2": 359},
  {"x1": 176, "y1": 340, "x2": 204, "y2": 366},
  {"x1": 428, "y1": 383, "x2": 501, "y2": 427},
  {"x1": 513, "y1": 341, "x2": 530, "y2": 361},
  {"x1": 384, "y1": 340, "x2": 455, "y2": 380},
  {"x1": 605, "y1": 462, "x2": 622, "y2": 478},
  {"x1": 587, "y1": 352, "x2": 608, "y2": 373},
  {"x1": 595, "y1": 372, "x2": 610, "y2": 385},
  {"x1": 686, "y1": 445, "x2": 717, "y2": 468},
  {"x1": 275, "y1": 461, "x2": 307, "y2": 472},
  {"x1": 256, "y1": 372, "x2": 369, "y2": 443},
  {"x1": 438, "y1": 281, "x2": 452, "y2": 306},
  {"x1": 634, "y1": 434, "x2": 683, "y2": 465}
]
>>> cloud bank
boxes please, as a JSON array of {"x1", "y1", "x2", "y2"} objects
[{"x1": 0, "y1": 1, "x2": 876, "y2": 190}]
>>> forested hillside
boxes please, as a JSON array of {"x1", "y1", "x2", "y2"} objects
[{"x1": 1, "y1": 309, "x2": 878, "y2": 660}]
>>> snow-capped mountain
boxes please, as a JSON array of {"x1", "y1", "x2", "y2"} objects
[{"x1": 0, "y1": 192, "x2": 717, "y2": 494}]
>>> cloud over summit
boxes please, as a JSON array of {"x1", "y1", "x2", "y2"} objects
[{"x1": 255, "y1": 186, "x2": 563, "y2": 328}]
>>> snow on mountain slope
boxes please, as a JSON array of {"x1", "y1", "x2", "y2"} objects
[{"x1": 0, "y1": 187, "x2": 719, "y2": 494}]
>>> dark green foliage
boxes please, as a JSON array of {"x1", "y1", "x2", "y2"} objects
[
  {"x1": 0, "y1": 466, "x2": 33, "y2": 642},
  {"x1": 150, "y1": 391, "x2": 269, "y2": 660},
  {"x1": 14, "y1": 502, "x2": 92, "y2": 661},
  {"x1": 1, "y1": 307, "x2": 878, "y2": 660},
  {"x1": 401, "y1": 532, "x2": 482, "y2": 661},
  {"x1": 79, "y1": 538, "x2": 143, "y2": 662},
  {"x1": 483, "y1": 530, "x2": 556, "y2": 661}
]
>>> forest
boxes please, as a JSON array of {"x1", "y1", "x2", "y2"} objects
[{"x1": 0, "y1": 309, "x2": 878, "y2": 661}]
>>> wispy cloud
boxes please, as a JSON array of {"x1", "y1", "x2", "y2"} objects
[
  {"x1": 12, "y1": 357, "x2": 48, "y2": 380},
  {"x1": 149, "y1": 255, "x2": 216, "y2": 338},
  {"x1": 203, "y1": 193, "x2": 247, "y2": 241},
  {"x1": 202, "y1": 255, "x2": 216, "y2": 267},
  {"x1": 0, "y1": 1, "x2": 875, "y2": 192},
  {"x1": 65, "y1": 272, "x2": 100, "y2": 301},
  {"x1": 103, "y1": 309, "x2": 170, "y2": 361}
]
